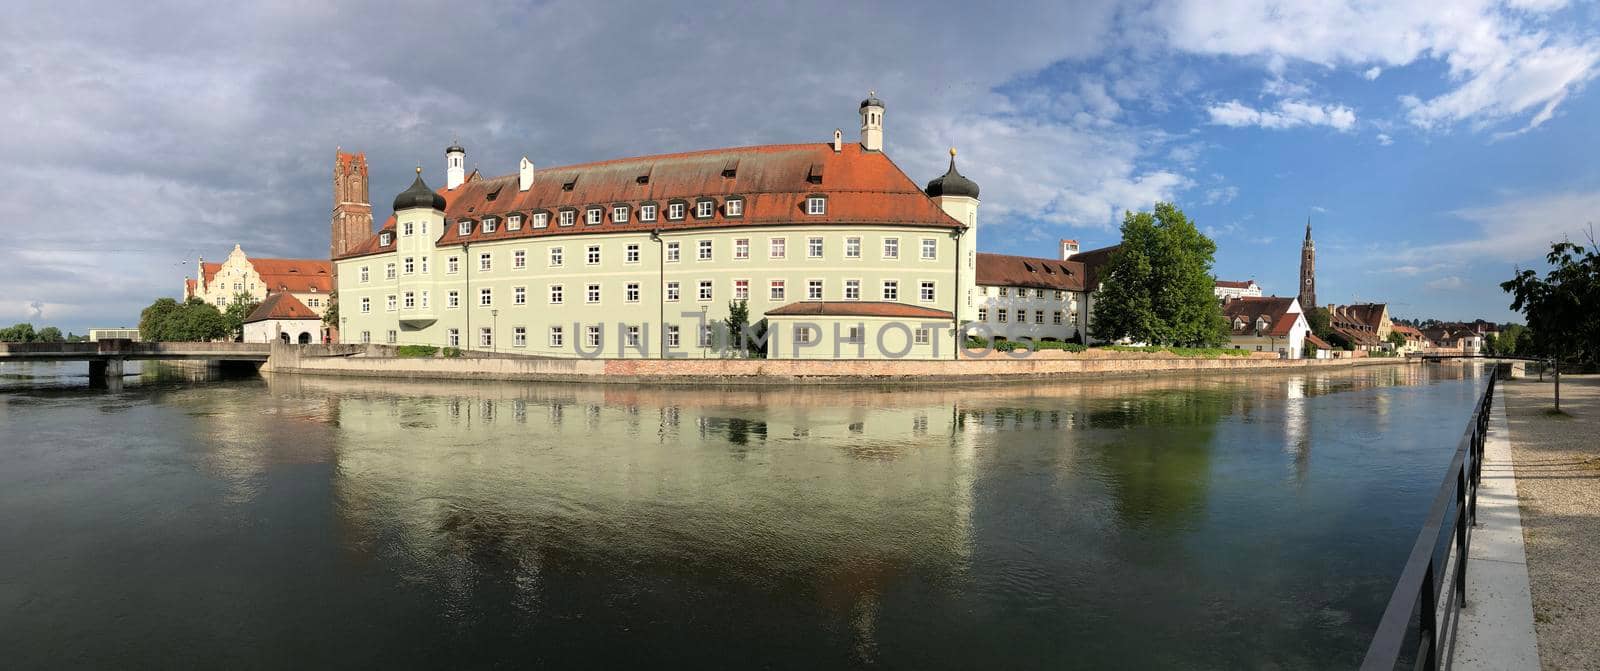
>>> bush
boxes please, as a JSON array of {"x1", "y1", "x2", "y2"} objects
[
  {"x1": 396, "y1": 345, "x2": 439, "y2": 358},
  {"x1": 1101, "y1": 345, "x2": 1253, "y2": 358},
  {"x1": 441, "y1": 347, "x2": 463, "y2": 358}
]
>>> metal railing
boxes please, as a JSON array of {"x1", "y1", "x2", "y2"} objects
[{"x1": 1361, "y1": 373, "x2": 1496, "y2": 670}]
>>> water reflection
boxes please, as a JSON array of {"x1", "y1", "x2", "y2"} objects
[{"x1": 0, "y1": 362, "x2": 1484, "y2": 669}]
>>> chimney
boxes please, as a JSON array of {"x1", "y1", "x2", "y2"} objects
[
  {"x1": 1059, "y1": 239, "x2": 1079, "y2": 260},
  {"x1": 833, "y1": 129, "x2": 842, "y2": 153},
  {"x1": 519, "y1": 157, "x2": 534, "y2": 191}
]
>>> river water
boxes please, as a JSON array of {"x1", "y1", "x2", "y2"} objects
[{"x1": 0, "y1": 361, "x2": 1486, "y2": 669}]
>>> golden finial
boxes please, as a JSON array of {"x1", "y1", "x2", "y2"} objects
[
  {"x1": 950, "y1": 146, "x2": 957, "y2": 157},
  {"x1": 415, "y1": 165, "x2": 422, "y2": 174}
]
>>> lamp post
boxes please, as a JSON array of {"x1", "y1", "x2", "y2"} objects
[{"x1": 491, "y1": 309, "x2": 498, "y2": 353}]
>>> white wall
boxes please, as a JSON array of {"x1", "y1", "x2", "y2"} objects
[{"x1": 244, "y1": 318, "x2": 323, "y2": 344}]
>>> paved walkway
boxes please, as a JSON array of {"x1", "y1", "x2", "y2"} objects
[{"x1": 1502, "y1": 374, "x2": 1600, "y2": 670}]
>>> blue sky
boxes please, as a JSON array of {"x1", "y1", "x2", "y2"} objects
[{"x1": 2, "y1": 0, "x2": 1597, "y2": 333}]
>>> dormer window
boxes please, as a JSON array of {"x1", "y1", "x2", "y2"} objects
[
  {"x1": 1233, "y1": 318, "x2": 1245, "y2": 330},
  {"x1": 695, "y1": 199, "x2": 715, "y2": 219},
  {"x1": 612, "y1": 205, "x2": 629, "y2": 223},
  {"x1": 668, "y1": 201, "x2": 686, "y2": 220},
  {"x1": 482, "y1": 217, "x2": 497, "y2": 233},
  {"x1": 562, "y1": 178, "x2": 577, "y2": 191},
  {"x1": 639, "y1": 203, "x2": 658, "y2": 222},
  {"x1": 725, "y1": 198, "x2": 744, "y2": 217},
  {"x1": 458, "y1": 220, "x2": 472, "y2": 236},
  {"x1": 586, "y1": 207, "x2": 602, "y2": 225},
  {"x1": 806, "y1": 196, "x2": 826, "y2": 215},
  {"x1": 532, "y1": 212, "x2": 549, "y2": 228},
  {"x1": 558, "y1": 210, "x2": 575, "y2": 227},
  {"x1": 507, "y1": 215, "x2": 522, "y2": 231},
  {"x1": 379, "y1": 232, "x2": 391, "y2": 246}
]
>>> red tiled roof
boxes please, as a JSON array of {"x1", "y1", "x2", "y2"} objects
[
  {"x1": 976, "y1": 252, "x2": 1088, "y2": 291},
  {"x1": 250, "y1": 258, "x2": 334, "y2": 293},
  {"x1": 764, "y1": 301, "x2": 954, "y2": 320},
  {"x1": 1305, "y1": 333, "x2": 1333, "y2": 350},
  {"x1": 201, "y1": 262, "x2": 222, "y2": 285},
  {"x1": 1222, "y1": 296, "x2": 1299, "y2": 337},
  {"x1": 244, "y1": 292, "x2": 318, "y2": 323},
  {"x1": 1215, "y1": 279, "x2": 1257, "y2": 289},
  {"x1": 184, "y1": 278, "x2": 196, "y2": 296},
  {"x1": 337, "y1": 143, "x2": 963, "y2": 261},
  {"x1": 1330, "y1": 303, "x2": 1388, "y2": 331},
  {"x1": 1068, "y1": 244, "x2": 1121, "y2": 287}
]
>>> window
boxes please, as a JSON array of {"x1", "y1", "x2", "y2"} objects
[
  {"x1": 844, "y1": 326, "x2": 863, "y2": 344},
  {"x1": 668, "y1": 202, "x2": 686, "y2": 220},
  {"x1": 626, "y1": 282, "x2": 640, "y2": 302},
  {"x1": 845, "y1": 236, "x2": 861, "y2": 258},
  {"x1": 695, "y1": 200, "x2": 714, "y2": 218},
  {"x1": 769, "y1": 279, "x2": 786, "y2": 300},
  {"x1": 386, "y1": 330, "x2": 397, "y2": 344},
  {"x1": 666, "y1": 282, "x2": 680, "y2": 302},
  {"x1": 625, "y1": 243, "x2": 640, "y2": 263},
  {"x1": 844, "y1": 279, "x2": 861, "y2": 300},
  {"x1": 808, "y1": 237, "x2": 823, "y2": 258},
  {"x1": 1053, "y1": 311, "x2": 1064, "y2": 325},
  {"x1": 479, "y1": 287, "x2": 492, "y2": 306},
  {"x1": 533, "y1": 212, "x2": 549, "y2": 228},
  {"x1": 615, "y1": 325, "x2": 637, "y2": 349},
  {"x1": 807, "y1": 280, "x2": 823, "y2": 300},
  {"x1": 700, "y1": 325, "x2": 715, "y2": 348},
  {"x1": 479, "y1": 328, "x2": 493, "y2": 348},
  {"x1": 447, "y1": 291, "x2": 460, "y2": 308},
  {"x1": 978, "y1": 308, "x2": 987, "y2": 321},
  {"x1": 216, "y1": 297, "x2": 226, "y2": 306},
  {"x1": 770, "y1": 237, "x2": 787, "y2": 259},
  {"x1": 998, "y1": 309, "x2": 1008, "y2": 323},
  {"x1": 483, "y1": 218, "x2": 497, "y2": 233},
  {"x1": 1035, "y1": 289, "x2": 1045, "y2": 298},
  {"x1": 698, "y1": 280, "x2": 713, "y2": 301},
  {"x1": 586, "y1": 283, "x2": 600, "y2": 304},
  {"x1": 586, "y1": 208, "x2": 602, "y2": 225},
  {"x1": 420, "y1": 256, "x2": 429, "y2": 273},
  {"x1": 548, "y1": 284, "x2": 564, "y2": 304},
  {"x1": 1055, "y1": 290, "x2": 1066, "y2": 300},
  {"x1": 514, "y1": 286, "x2": 526, "y2": 305},
  {"x1": 914, "y1": 328, "x2": 931, "y2": 345},
  {"x1": 458, "y1": 221, "x2": 471, "y2": 236},
  {"x1": 734, "y1": 238, "x2": 749, "y2": 260},
  {"x1": 447, "y1": 256, "x2": 459, "y2": 274},
  {"x1": 734, "y1": 279, "x2": 750, "y2": 300},
  {"x1": 359, "y1": 266, "x2": 369, "y2": 283},
  {"x1": 513, "y1": 250, "x2": 526, "y2": 268},
  {"x1": 549, "y1": 326, "x2": 564, "y2": 347},
  {"x1": 725, "y1": 199, "x2": 743, "y2": 217},
  {"x1": 921, "y1": 238, "x2": 937, "y2": 260},
  {"x1": 508, "y1": 215, "x2": 522, "y2": 231},
  {"x1": 403, "y1": 291, "x2": 415, "y2": 309},
  {"x1": 881, "y1": 280, "x2": 899, "y2": 301},
  {"x1": 640, "y1": 204, "x2": 657, "y2": 222},
  {"x1": 361, "y1": 331, "x2": 371, "y2": 344},
  {"x1": 403, "y1": 257, "x2": 414, "y2": 274},
  {"x1": 794, "y1": 326, "x2": 814, "y2": 345},
  {"x1": 420, "y1": 291, "x2": 429, "y2": 308},
  {"x1": 698, "y1": 239, "x2": 713, "y2": 261},
  {"x1": 513, "y1": 326, "x2": 527, "y2": 347},
  {"x1": 549, "y1": 247, "x2": 564, "y2": 266},
  {"x1": 666, "y1": 242, "x2": 680, "y2": 262},
  {"x1": 999, "y1": 287, "x2": 1009, "y2": 297},
  {"x1": 386, "y1": 294, "x2": 397, "y2": 311},
  {"x1": 447, "y1": 329, "x2": 460, "y2": 348},
  {"x1": 479, "y1": 252, "x2": 491, "y2": 272},
  {"x1": 403, "y1": 222, "x2": 414, "y2": 236},
  {"x1": 385, "y1": 263, "x2": 396, "y2": 280},
  {"x1": 585, "y1": 326, "x2": 602, "y2": 348},
  {"x1": 380, "y1": 232, "x2": 391, "y2": 246},
  {"x1": 587, "y1": 245, "x2": 601, "y2": 265},
  {"x1": 920, "y1": 281, "x2": 935, "y2": 302},
  {"x1": 883, "y1": 238, "x2": 899, "y2": 259},
  {"x1": 559, "y1": 210, "x2": 575, "y2": 227},
  {"x1": 806, "y1": 196, "x2": 826, "y2": 215},
  {"x1": 420, "y1": 222, "x2": 427, "y2": 236},
  {"x1": 666, "y1": 324, "x2": 680, "y2": 348},
  {"x1": 1033, "y1": 310, "x2": 1044, "y2": 324},
  {"x1": 613, "y1": 205, "x2": 629, "y2": 223},
  {"x1": 360, "y1": 297, "x2": 371, "y2": 313}
]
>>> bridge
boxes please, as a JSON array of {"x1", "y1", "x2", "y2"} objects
[{"x1": 0, "y1": 340, "x2": 270, "y2": 385}]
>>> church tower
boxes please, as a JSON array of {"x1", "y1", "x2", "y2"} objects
[
  {"x1": 330, "y1": 150, "x2": 373, "y2": 259},
  {"x1": 1299, "y1": 218, "x2": 1316, "y2": 311}
]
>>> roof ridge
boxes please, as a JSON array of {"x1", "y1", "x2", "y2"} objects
[{"x1": 469, "y1": 142, "x2": 833, "y2": 182}]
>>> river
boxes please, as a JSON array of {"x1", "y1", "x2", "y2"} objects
[{"x1": 0, "y1": 361, "x2": 1486, "y2": 669}]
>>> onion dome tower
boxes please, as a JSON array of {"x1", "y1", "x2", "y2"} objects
[{"x1": 394, "y1": 167, "x2": 446, "y2": 212}]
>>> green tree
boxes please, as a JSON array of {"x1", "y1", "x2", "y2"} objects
[
  {"x1": 138, "y1": 297, "x2": 228, "y2": 342},
  {"x1": 1482, "y1": 333, "x2": 1500, "y2": 356},
  {"x1": 140, "y1": 298, "x2": 181, "y2": 341},
  {"x1": 1386, "y1": 331, "x2": 1406, "y2": 350},
  {"x1": 1090, "y1": 202, "x2": 1228, "y2": 346},
  {"x1": 322, "y1": 295, "x2": 339, "y2": 326},
  {"x1": 0, "y1": 323, "x2": 37, "y2": 342},
  {"x1": 1502, "y1": 237, "x2": 1600, "y2": 411},
  {"x1": 1498, "y1": 323, "x2": 1527, "y2": 356},
  {"x1": 221, "y1": 292, "x2": 261, "y2": 342},
  {"x1": 722, "y1": 300, "x2": 768, "y2": 358},
  {"x1": 36, "y1": 326, "x2": 63, "y2": 342},
  {"x1": 1303, "y1": 306, "x2": 1333, "y2": 341}
]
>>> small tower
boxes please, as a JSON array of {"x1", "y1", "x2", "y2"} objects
[
  {"x1": 925, "y1": 147, "x2": 981, "y2": 325},
  {"x1": 1060, "y1": 239, "x2": 1080, "y2": 260},
  {"x1": 330, "y1": 149, "x2": 373, "y2": 259},
  {"x1": 859, "y1": 91, "x2": 884, "y2": 152},
  {"x1": 446, "y1": 140, "x2": 466, "y2": 190},
  {"x1": 1299, "y1": 217, "x2": 1317, "y2": 311}
]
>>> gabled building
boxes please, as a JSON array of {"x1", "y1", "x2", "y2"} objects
[
  {"x1": 1328, "y1": 303, "x2": 1392, "y2": 351},
  {"x1": 1214, "y1": 279, "x2": 1262, "y2": 300},
  {"x1": 242, "y1": 292, "x2": 322, "y2": 344},
  {"x1": 184, "y1": 244, "x2": 334, "y2": 316},
  {"x1": 970, "y1": 243, "x2": 1117, "y2": 343},
  {"x1": 1423, "y1": 323, "x2": 1484, "y2": 354},
  {"x1": 1222, "y1": 296, "x2": 1309, "y2": 358},
  {"x1": 1389, "y1": 323, "x2": 1431, "y2": 354}
]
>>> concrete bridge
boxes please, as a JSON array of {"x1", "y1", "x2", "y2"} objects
[{"x1": 0, "y1": 340, "x2": 270, "y2": 384}]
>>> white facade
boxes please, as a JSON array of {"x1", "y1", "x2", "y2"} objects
[
  {"x1": 244, "y1": 318, "x2": 322, "y2": 344},
  {"x1": 973, "y1": 285, "x2": 1085, "y2": 342}
]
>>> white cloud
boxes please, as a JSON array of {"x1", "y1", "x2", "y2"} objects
[
  {"x1": 1207, "y1": 99, "x2": 1357, "y2": 131},
  {"x1": 1203, "y1": 186, "x2": 1240, "y2": 205},
  {"x1": 1376, "y1": 133, "x2": 1394, "y2": 145},
  {"x1": 1152, "y1": 0, "x2": 1598, "y2": 133},
  {"x1": 1311, "y1": 205, "x2": 1329, "y2": 213},
  {"x1": 1426, "y1": 276, "x2": 1467, "y2": 291},
  {"x1": 1364, "y1": 66, "x2": 1383, "y2": 81},
  {"x1": 1380, "y1": 189, "x2": 1600, "y2": 265}
]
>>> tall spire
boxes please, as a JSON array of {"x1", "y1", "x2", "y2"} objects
[{"x1": 1305, "y1": 216, "x2": 1312, "y2": 243}]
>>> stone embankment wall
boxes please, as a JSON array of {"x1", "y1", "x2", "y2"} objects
[{"x1": 262, "y1": 343, "x2": 1412, "y2": 385}]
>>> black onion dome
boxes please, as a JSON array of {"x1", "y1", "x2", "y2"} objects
[
  {"x1": 860, "y1": 93, "x2": 884, "y2": 109},
  {"x1": 446, "y1": 142, "x2": 465, "y2": 154},
  {"x1": 393, "y1": 168, "x2": 446, "y2": 211},
  {"x1": 925, "y1": 150, "x2": 979, "y2": 199}
]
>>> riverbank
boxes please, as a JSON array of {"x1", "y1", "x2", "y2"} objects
[
  {"x1": 1502, "y1": 374, "x2": 1600, "y2": 670},
  {"x1": 260, "y1": 342, "x2": 1414, "y2": 385}
]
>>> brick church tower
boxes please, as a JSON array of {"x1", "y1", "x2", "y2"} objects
[
  {"x1": 1298, "y1": 218, "x2": 1316, "y2": 311},
  {"x1": 330, "y1": 150, "x2": 373, "y2": 259}
]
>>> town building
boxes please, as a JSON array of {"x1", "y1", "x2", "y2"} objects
[
  {"x1": 87, "y1": 328, "x2": 141, "y2": 342},
  {"x1": 1214, "y1": 279, "x2": 1263, "y2": 301},
  {"x1": 242, "y1": 293, "x2": 322, "y2": 344},
  {"x1": 184, "y1": 244, "x2": 334, "y2": 317},
  {"x1": 1389, "y1": 323, "x2": 1431, "y2": 354},
  {"x1": 970, "y1": 239, "x2": 1118, "y2": 344},
  {"x1": 1327, "y1": 303, "x2": 1393, "y2": 351},
  {"x1": 1304, "y1": 333, "x2": 1335, "y2": 359},
  {"x1": 1422, "y1": 323, "x2": 1484, "y2": 354},
  {"x1": 1221, "y1": 296, "x2": 1309, "y2": 358},
  {"x1": 337, "y1": 95, "x2": 1069, "y2": 359}
]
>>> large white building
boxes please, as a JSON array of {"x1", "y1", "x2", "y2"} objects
[{"x1": 334, "y1": 95, "x2": 1114, "y2": 359}]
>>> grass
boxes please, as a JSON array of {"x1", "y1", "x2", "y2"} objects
[
  {"x1": 1103, "y1": 345, "x2": 1253, "y2": 358},
  {"x1": 396, "y1": 345, "x2": 438, "y2": 358}
]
